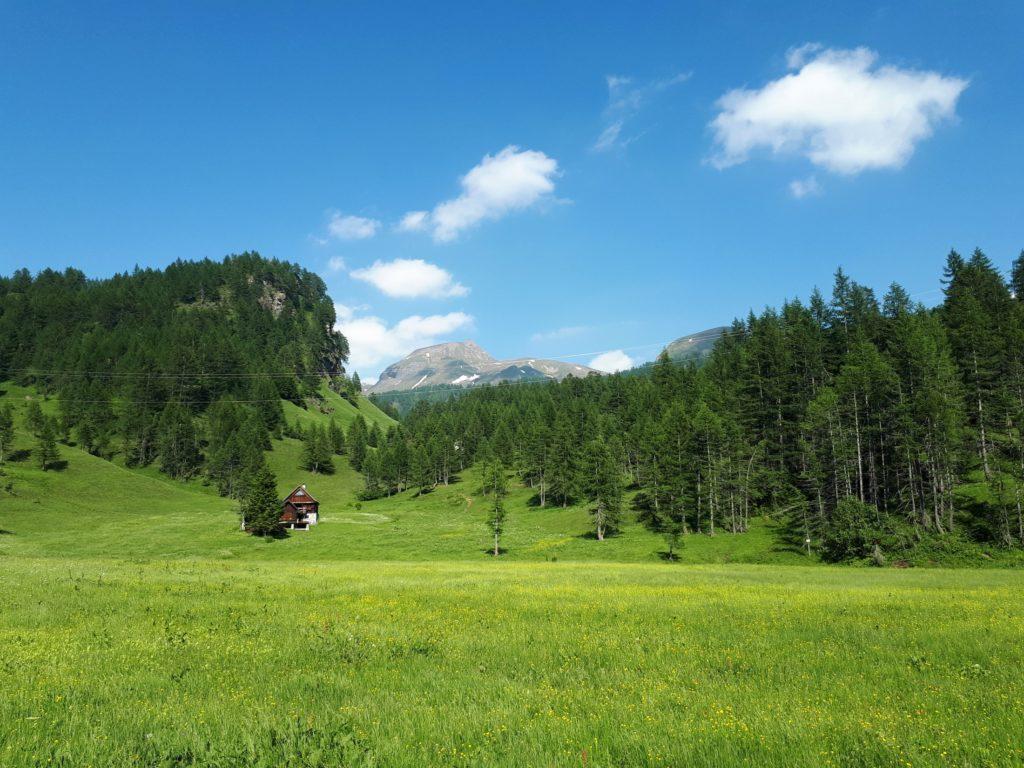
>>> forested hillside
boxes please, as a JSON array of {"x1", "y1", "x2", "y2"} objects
[
  {"x1": 0, "y1": 254, "x2": 368, "y2": 499},
  {"x1": 361, "y1": 249, "x2": 1024, "y2": 563}
]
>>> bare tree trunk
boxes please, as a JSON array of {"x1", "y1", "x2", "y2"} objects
[{"x1": 852, "y1": 395, "x2": 865, "y2": 503}]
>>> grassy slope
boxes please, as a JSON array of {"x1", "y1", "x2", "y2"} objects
[{"x1": 3, "y1": 387, "x2": 1024, "y2": 765}]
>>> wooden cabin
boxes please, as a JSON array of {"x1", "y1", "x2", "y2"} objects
[{"x1": 280, "y1": 484, "x2": 319, "y2": 530}]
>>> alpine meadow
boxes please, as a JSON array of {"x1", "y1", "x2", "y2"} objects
[{"x1": 3, "y1": 3, "x2": 1024, "y2": 766}]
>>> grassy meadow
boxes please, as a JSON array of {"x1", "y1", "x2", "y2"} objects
[{"x1": 1, "y1": 389, "x2": 1023, "y2": 766}]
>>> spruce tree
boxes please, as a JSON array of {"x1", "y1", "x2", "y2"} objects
[
  {"x1": 25, "y1": 399, "x2": 45, "y2": 436},
  {"x1": 348, "y1": 416, "x2": 368, "y2": 472},
  {"x1": 1012, "y1": 250, "x2": 1024, "y2": 300},
  {"x1": 0, "y1": 403, "x2": 14, "y2": 465},
  {"x1": 328, "y1": 418, "x2": 346, "y2": 454},
  {"x1": 301, "y1": 425, "x2": 334, "y2": 474},
  {"x1": 157, "y1": 400, "x2": 202, "y2": 479},
  {"x1": 36, "y1": 418, "x2": 60, "y2": 471},
  {"x1": 242, "y1": 462, "x2": 281, "y2": 536}
]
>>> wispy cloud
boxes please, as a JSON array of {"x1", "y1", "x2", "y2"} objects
[
  {"x1": 709, "y1": 45, "x2": 968, "y2": 175},
  {"x1": 593, "y1": 72, "x2": 690, "y2": 153},
  {"x1": 530, "y1": 325, "x2": 588, "y2": 343},
  {"x1": 789, "y1": 175, "x2": 822, "y2": 199},
  {"x1": 326, "y1": 256, "x2": 347, "y2": 272}
]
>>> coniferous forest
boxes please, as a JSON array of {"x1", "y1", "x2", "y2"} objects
[
  {"x1": 3, "y1": 249, "x2": 1024, "y2": 562},
  {"x1": 0, "y1": 253, "x2": 358, "y2": 494},
  {"x1": 362, "y1": 249, "x2": 1024, "y2": 562}
]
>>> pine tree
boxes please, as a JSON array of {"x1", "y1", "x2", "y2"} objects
[
  {"x1": 548, "y1": 415, "x2": 578, "y2": 507},
  {"x1": 411, "y1": 442, "x2": 435, "y2": 491},
  {"x1": 301, "y1": 425, "x2": 334, "y2": 474},
  {"x1": 368, "y1": 422, "x2": 382, "y2": 448},
  {"x1": 348, "y1": 416, "x2": 368, "y2": 472},
  {"x1": 1012, "y1": 251, "x2": 1024, "y2": 300},
  {"x1": 157, "y1": 400, "x2": 202, "y2": 479},
  {"x1": 36, "y1": 418, "x2": 60, "y2": 471},
  {"x1": 25, "y1": 399, "x2": 45, "y2": 436},
  {"x1": 251, "y1": 377, "x2": 284, "y2": 437},
  {"x1": 242, "y1": 462, "x2": 281, "y2": 537},
  {"x1": 483, "y1": 457, "x2": 509, "y2": 556},
  {"x1": 0, "y1": 403, "x2": 14, "y2": 464},
  {"x1": 328, "y1": 418, "x2": 346, "y2": 455},
  {"x1": 583, "y1": 440, "x2": 623, "y2": 540}
]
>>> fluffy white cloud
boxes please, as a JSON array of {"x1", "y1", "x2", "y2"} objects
[
  {"x1": 789, "y1": 175, "x2": 822, "y2": 198},
  {"x1": 336, "y1": 309, "x2": 474, "y2": 379},
  {"x1": 328, "y1": 213, "x2": 381, "y2": 240},
  {"x1": 589, "y1": 349, "x2": 634, "y2": 373},
  {"x1": 403, "y1": 146, "x2": 559, "y2": 242},
  {"x1": 594, "y1": 72, "x2": 690, "y2": 153},
  {"x1": 350, "y1": 258, "x2": 468, "y2": 299},
  {"x1": 326, "y1": 256, "x2": 347, "y2": 272},
  {"x1": 710, "y1": 46, "x2": 968, "y2": 174}
]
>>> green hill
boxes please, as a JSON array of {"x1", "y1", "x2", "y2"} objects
[{"x1": 0, "y1": 383, "x2": 799, "y2": 564}]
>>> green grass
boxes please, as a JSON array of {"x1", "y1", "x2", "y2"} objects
[
  {"x1": 2, "y1": 387, "x2": 1024, "y2": 766},
  {"x1": 1, "y1": 558, "x2": 1022, "y2": 767}
]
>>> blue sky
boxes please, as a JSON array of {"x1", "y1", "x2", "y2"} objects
[{"x1": 2, "y1": 2, "x2": 1022, "y2": 381}]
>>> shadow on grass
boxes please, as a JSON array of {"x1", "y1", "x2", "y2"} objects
[
  {"x1": 8, "y1": 449, "x2": 31, "y2": 463},
  {"x1": 576, "y1": 530, "x2": 620, "y2": 541},
  {"x1": 43, "y1": 460, "x2": 69, "y2": 472},
  {"x1": 0, "y1": 529, "x2": 14, "y2": 536},
  {"x1": 481, "y1": 547, "x2": 508, "y2": 556}
]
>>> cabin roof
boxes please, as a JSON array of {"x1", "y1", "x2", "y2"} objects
[{"x1": 283, "y1": 484, "x2": 319, "y2": 504}]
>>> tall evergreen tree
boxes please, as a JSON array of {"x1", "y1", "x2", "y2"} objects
[
  {"x1": 582, "y1": 440, "x2": 622, "y2": 540},
  {"x1": 0, "y1": 403, "x2": 14, "y2": 465},
  {"x1": 242, "y1": 462, "x2": 281, "y2": 537},
  {"x1": 483, "y1": 457, "x2": 509, "y2": 556},
  {"x1": 157, "y1": 400, "x2": 201, "y2": 479},
  {"x1": 36, "y1": 418, "x2": 60, "y2": 471}
]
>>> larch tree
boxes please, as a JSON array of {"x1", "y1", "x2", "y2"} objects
[{"x1": 483, "y1": 457, "x2": 509, "y2": 556}]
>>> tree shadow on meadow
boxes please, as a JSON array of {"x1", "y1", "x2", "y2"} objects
[{"x1": 8, "y1": 449, "x2": 31, "y2": 463}]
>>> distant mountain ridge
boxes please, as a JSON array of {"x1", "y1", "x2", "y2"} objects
[{"x1": 368, "y1": 341, "x2": 597, "y2": 394}]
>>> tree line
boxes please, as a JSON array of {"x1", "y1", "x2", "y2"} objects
[{"x1": 355, "y1": 249, "x2": 1024, "y2": 562}]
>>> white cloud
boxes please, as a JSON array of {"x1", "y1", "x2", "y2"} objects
[
  {"x1": 709, "y1": 46, "x2": 968, "y2": 174},
  {"x1": 789, "y1": 175, "x2": 822, "y2": 198},
  {"x1": 397, "y1": 210, "x2": 429, "y2": 232},
  {"x1": 350, "y1": 258, "x2": 469, "y2": 299},
  {"x1": 326, "y1": 256, "x2": 347, "y2": 272},
  {"x1": 531, "y1": 325, "x2": 588, "y2": 343},
  {"x1": 328, "y1": 213, "x2": 381, "y2": 240},
  {"x1": 403, "y1": 146, "x2": 559, "y2": 242},
  {"x1": 337, "y1": 310, "x2": 474, "y2": 379},
  {"x1": 593, "y1": 72, "x2": 690, "y2": 153},
  {"x1": 589, "y1": 349, "x2": 634, "y2": 373}
]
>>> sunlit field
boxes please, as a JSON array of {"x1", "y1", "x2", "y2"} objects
[
  {"x1": 2, "y1": 397, "x2": 1023, "y2": 767},
  {"x1": 2, "y1": 557, "x2": 1022, "y2": 767}
]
